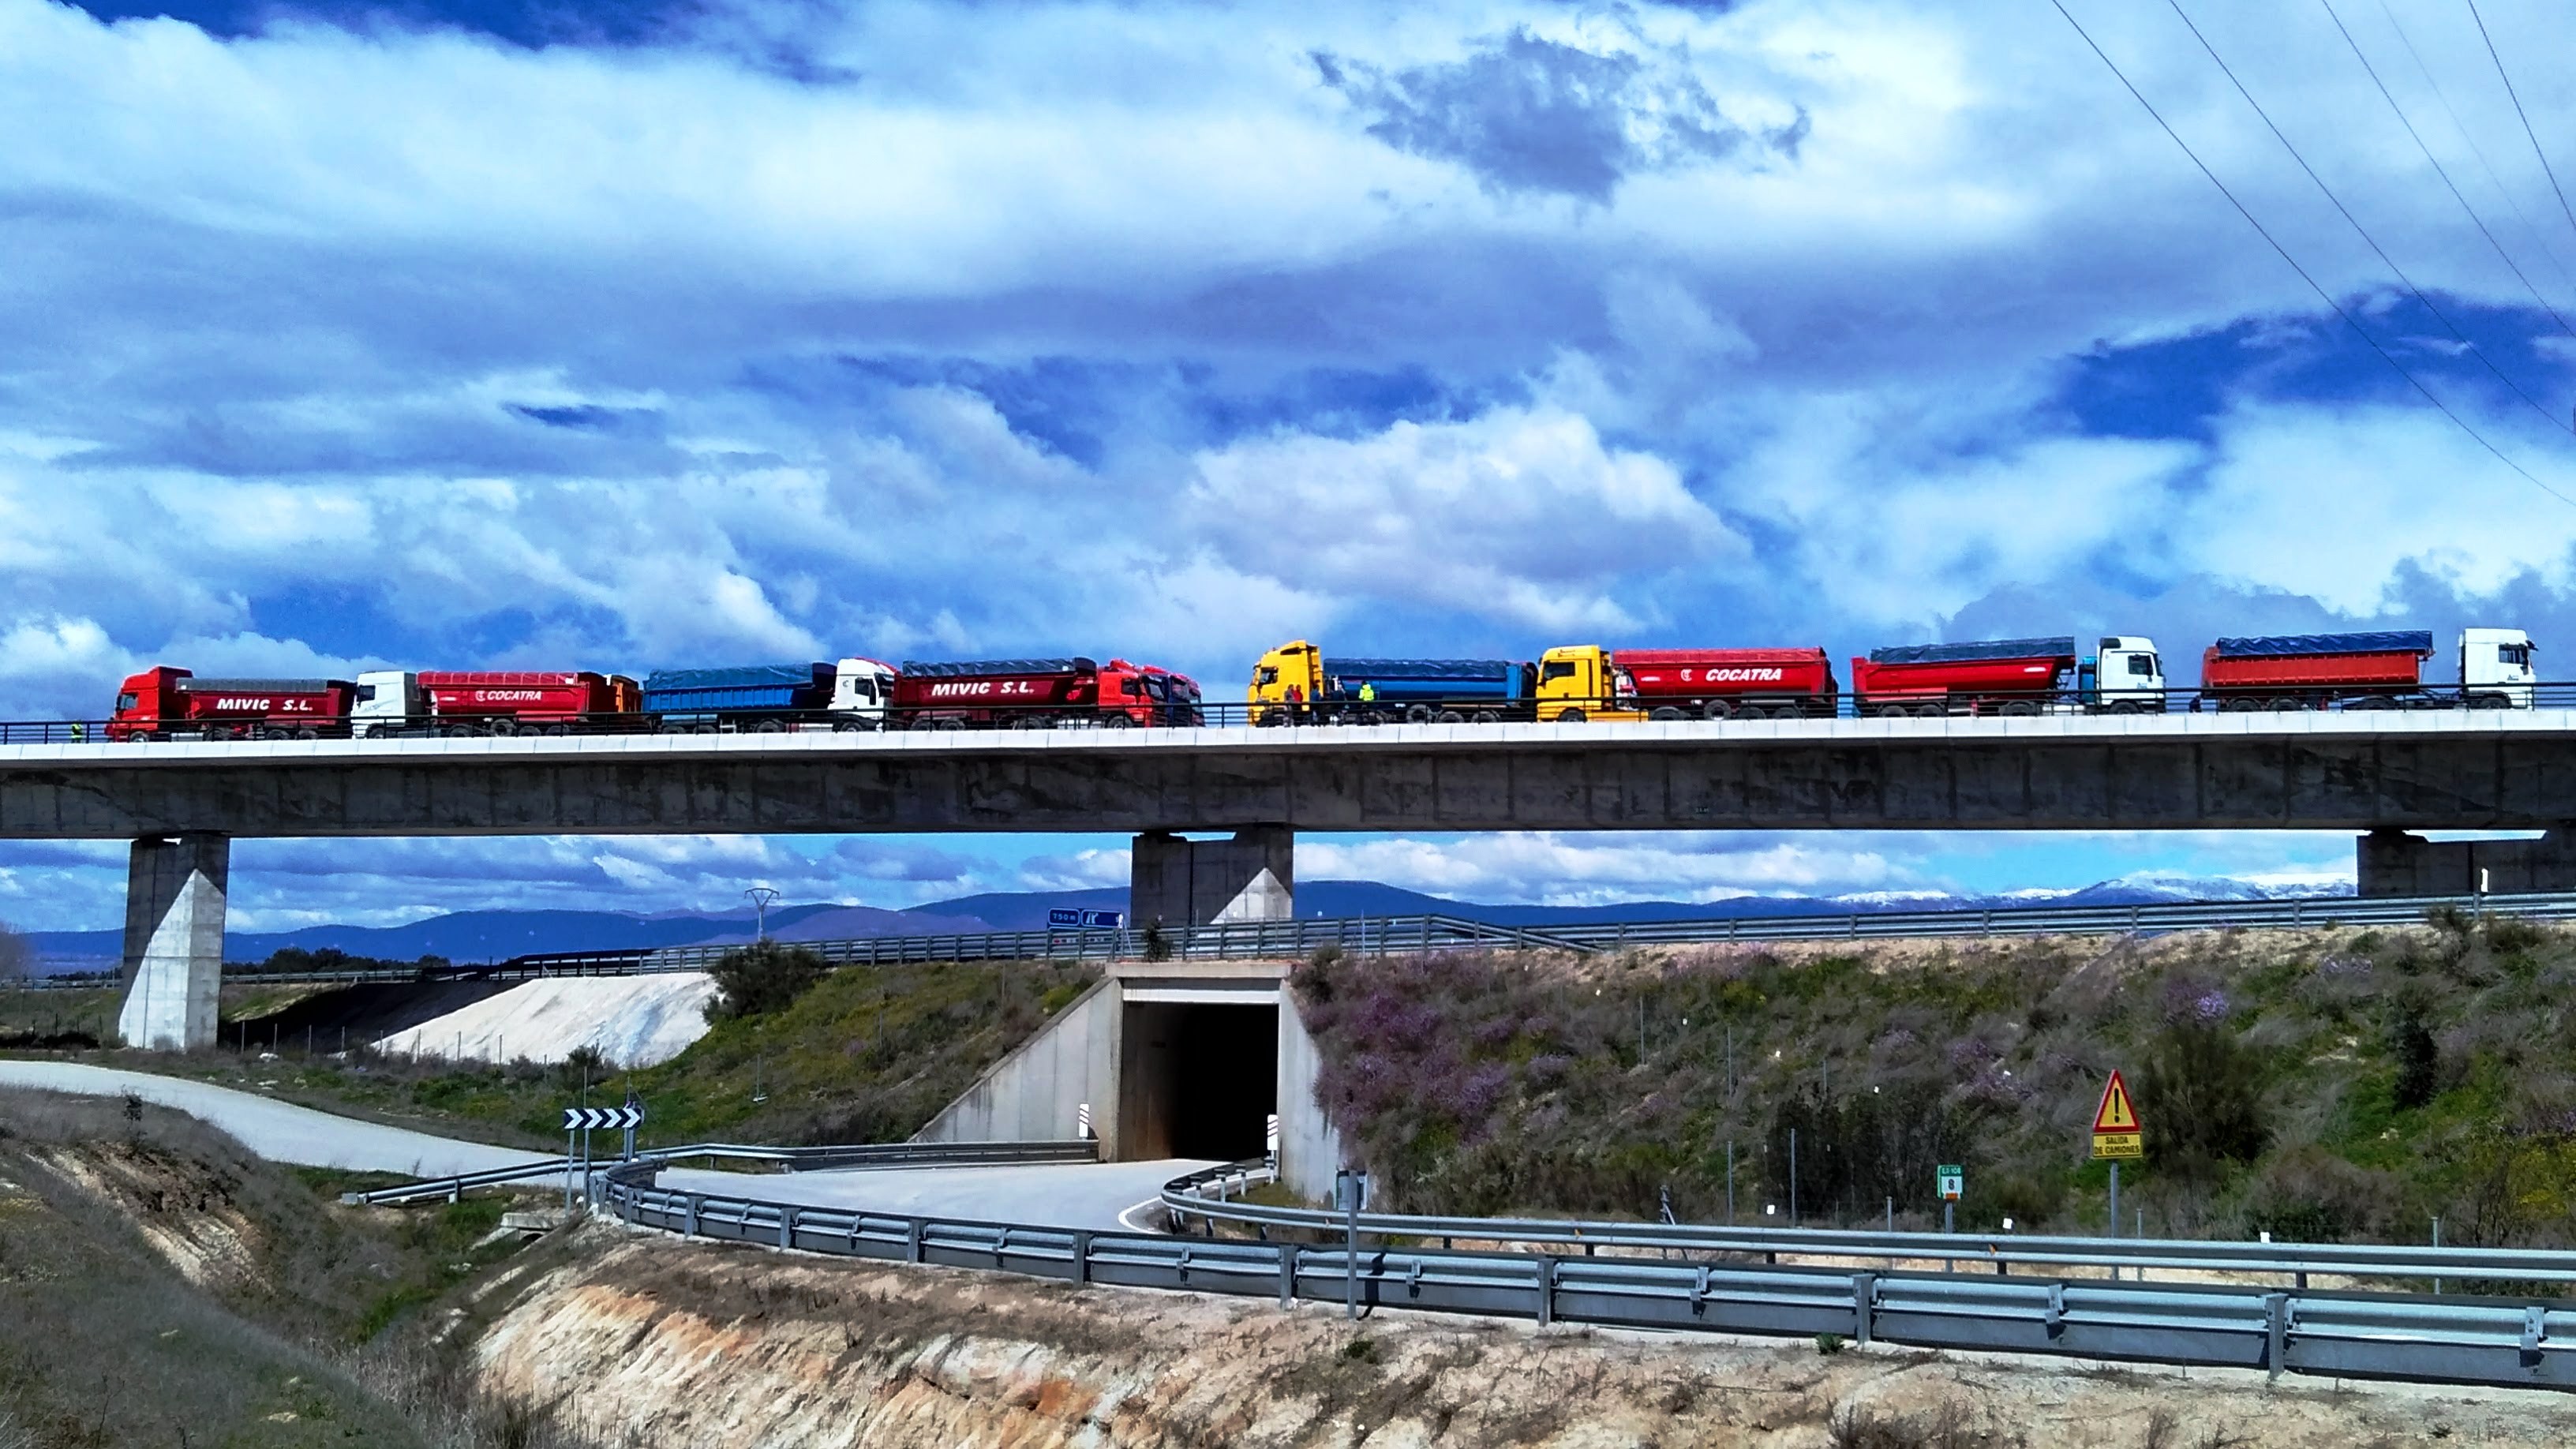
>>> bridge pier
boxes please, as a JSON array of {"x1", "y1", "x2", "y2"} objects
[
  {"x1": 117, "y1": 834, "x2": 227, "y2": 1050},
  {"x1": 2357, "y1": 826, "x2": 2576, "y2": 897},
  {"x1": 1131, "y1": 826, "x2": 1293, "y2": 928}
]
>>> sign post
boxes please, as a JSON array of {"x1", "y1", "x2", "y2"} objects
[
  {"x1": 564, "y1": 1103, "x2": 646, "y2": 1205},
  {"x1": 2091, "y1": 1070, "x2": 2144, "y2": 1245},
  {"x1": 1936, "y1": 1163, "x2": 1963, "y2": 1236}
]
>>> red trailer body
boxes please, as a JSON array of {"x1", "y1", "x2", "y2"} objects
[
  {"x1": 1615, "y1": 648, "x2": 1837, "y2": 708},
  {"x1": 109, "y1": 666, "x2": 354, "y2": 740},
  {"x1": 417, "y1": 670, "x2": 638, "y2": 725},
  {"x1": 1851, "y1": 637, "x2": 2077, "y2": 715},
  {"x1": 2200, "y1": 632, "x2": 2431, "y2": 709},
  {"x1": 891, "y1": 657, "x2": 1176, "y2": 728}
]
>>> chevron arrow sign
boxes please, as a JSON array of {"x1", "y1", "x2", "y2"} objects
[{"x1": 563, "y1": 1106, "x2": 643, "y2": 1131}]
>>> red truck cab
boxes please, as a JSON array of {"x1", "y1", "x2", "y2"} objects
[{"x1": 110, "y1": 666, "x2": 356, "y2": 740}]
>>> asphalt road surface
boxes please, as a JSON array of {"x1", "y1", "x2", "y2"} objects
[
  {"x1": 657, "y1": 1158, "x2": 1216, "y2": 1231},
  {"x1": 0, "y1": 1060, "x2": 1200, "y2": 1230},
  {"x1": 0, "y1": 1060, "x2": 548, "y2": 1178}
]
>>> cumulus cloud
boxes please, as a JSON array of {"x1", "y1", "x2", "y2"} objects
[{"x1": 1189, "y1": 407, "x2": 1741, "y2": 633}]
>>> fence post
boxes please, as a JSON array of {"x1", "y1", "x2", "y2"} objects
[
  {"x1": 2263, "y1": 1291, "x2": 2290, "y2": 1383},
  {"x1": 780, "y1": 1206, "x2": 796, "y2": 1249},
  {"x1": 1073, "y1": 1230, "x2": 1092, "y2": 1285},
  {"x1": 1534, "y1": 1256, "x2": 1554, "y2": 1327},
  {"x1": 1279, "y1": 1243, "x2": 1297, "y2": 1307},
  {"x1": 683, "y1": 1195, "x2": 699, "y2": 1237},
  {"x1": 907, "y1": 1217, "x2": 926, "y2": 1264},
  {"x1": 1853, "y1": 1272, "x2": 1876, "y2": 1346}
]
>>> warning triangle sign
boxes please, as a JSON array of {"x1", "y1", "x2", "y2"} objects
[{"x1": 2092, "y1": 1070, "x2": 2139, "y2": 1134}]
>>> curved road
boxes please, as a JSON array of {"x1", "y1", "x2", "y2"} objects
[
  {"x1": 0, "y1": 1061, "x2": 548, "y2": 1178},
  {"x1": 0, "y1": 1061, "x2": 1198, "y2": 1229}
]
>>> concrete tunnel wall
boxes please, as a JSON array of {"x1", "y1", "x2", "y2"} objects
[{"x1": 915, "y1": 965, "x2": 1345, "y2": 1202}]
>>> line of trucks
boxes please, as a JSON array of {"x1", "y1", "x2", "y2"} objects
[
  {"x1": 1241, "y1": 628, "x2": 2540, "y2": 723},
  {"x1": 107, "y1": 657, "x2": 1204, "y2": 739},
  {"x1": 99, "y1": 627, "x2": 2540, "y2": 739}
]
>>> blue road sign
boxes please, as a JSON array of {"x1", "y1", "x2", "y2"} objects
[{"x1": 1050, "y1": 908, "x2": 1125, "y2": 930}]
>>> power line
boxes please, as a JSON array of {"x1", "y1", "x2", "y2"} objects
[
  {"x1": 2043, "y1": 0, "x2": 2576, "y2": 508},
  {"x1": 2462, "y1": 0, "x2": 2576, "y2": 256},
  {"x1": 2162, "y1": 0, "x2": 2572, "y2": 438},
  {"x1": 2316, "y1": 0, "x2": 2576, "y2": 340},
  {"x1": 2370, "y1": 0, "x2": 2576, "y2": 309}
]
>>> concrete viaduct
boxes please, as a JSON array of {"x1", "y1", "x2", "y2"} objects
[{"x1": 7, "y1": 710, "x2": 2574, "y2": 1048}]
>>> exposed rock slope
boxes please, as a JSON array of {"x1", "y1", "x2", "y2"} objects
[{"x1": 477, "y1": 1226, "x2": 2576, "y2": 1447}]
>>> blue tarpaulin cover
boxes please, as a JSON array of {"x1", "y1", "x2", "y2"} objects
[
  {"x1": 1334, "y1": 658, "x2": 1518, "y2": 680},
  {"x1": 2211, "y1": 631, "x2": 2433, "y2": 658},
  {"x1": 1868, "y1": 637, "x2": 2076, "y2": 666},
  {"x1": 900, "y1": 658, "x2": 1095, "y2": 676},
  {"x1": 642, "y1": 663, "x2": 827, "y2": 691}
]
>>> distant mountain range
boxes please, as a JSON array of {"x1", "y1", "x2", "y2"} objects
[{"x1": 23, "y1": 872, "x2": 2350, "y2": 974}]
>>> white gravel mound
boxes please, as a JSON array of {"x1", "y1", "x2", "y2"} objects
[{"x1": 374, "y1": 972, "x2": 718, "y2": 1068}]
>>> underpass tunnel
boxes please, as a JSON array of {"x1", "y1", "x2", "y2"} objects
[{"x1": 1118, "y1": 998, "x2": 1278, "y2": 1161}]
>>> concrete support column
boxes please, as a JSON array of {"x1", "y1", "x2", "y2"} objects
[
  {"x1": 1130, "y1": 826, "x2": 1293, "y2": 928},
  {"x1": 2358, "y1": 826, "x2": 2576, "y2": 897},
  {"x1": 117, "y1": 834, "x2": 227, "y2": 1050}
]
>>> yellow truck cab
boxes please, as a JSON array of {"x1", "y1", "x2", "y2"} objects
[
  {"x1": 1534, "y1": 646, "x2": 1650, "y2": 722},
  {"x1": 1249, "y1": 640, "x2": 1327, "y2": 725}
]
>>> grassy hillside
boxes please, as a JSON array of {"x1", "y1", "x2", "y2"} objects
[
  {"x1": 0, "y1": 1089, "x2": 594, "y2": 1447},
  {"x1": 3, "y1": 960, "x2": 1098, "y2": 1153},
  {"x1": 1297, "y1": 911, "x2": 2576, "y2": 1248}
]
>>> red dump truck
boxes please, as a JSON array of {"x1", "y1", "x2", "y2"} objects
[
  {"x1": 890, "y1": 657, "x2": 1183, "y2": 728},
  {"x1": 409, "y1": 671, "x2": 639, "y2": 734},
  {"x1": 1852, "y1": 636, "x2": 2168, "y2": 716},
  {"x1": 108, "y1": 666, "x2": 357, "y2": 739}
]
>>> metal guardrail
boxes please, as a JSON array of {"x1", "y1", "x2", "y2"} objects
[
  {"x1": 1158, "y1": 1170, "x2": 2576, "y2": 1286},
  {"x1": 60, "y1": 889, "x2": 2554, "y2": 998},
  {"x1": 572, "y1": 1154, "x2": 2576, "y2": 1391},
  {"x1": 339, "y1": 1138, "x2": 1098, "y2": 1205}
]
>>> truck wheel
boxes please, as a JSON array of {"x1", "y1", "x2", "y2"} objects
[
  {"x1": 1650, "y1": 706, "x2": 1686, "y2": 721},
  {"x1": 1557, "y1": 707, "x2": 1588, "y2": 724},
  {"x1": 2001, "y1": 701, "x2": 2039, "y2": 717},
  {"x1": 1702, "y1": 700, "x2": 1733, "y2": 721},
  {"x1": 2218, "y1": 696, "x2": 2256, "y2": 713},
  {"x1": 1437, "y1": 710, "x2": 1466, "y2": 724},
  {"x1": 2472, "y1": 693, "x2": 2511, "y2": 710},
  {"x1": 1403, "y1": 704, "x2": 1435, "y2": 724},
  {"x1": 1101, "y1": 714, "x2": 1134, "y2": 729},
  {"x1": 2269, "y1": 696, "x2": 2302, "y2": 712},
  {"x1": 1472, "y1": 710, "x2": 1500, "y2": 724},
  {"x1": 1870, "y1": 703, "x2": 1905, "y2": 718},
  {"x1": 295, "y1": 727, "x2": 318, "y2": 740}
]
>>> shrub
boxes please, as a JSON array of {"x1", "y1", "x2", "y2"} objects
[
  {"x1": 706, "y1": 940, "x2": 829, "y2": 1020},
  {"x1": 2136, "y1": 1020, "x2": 2270, "y2": 1181},
  {"x1": 1141, "y1": 922, "x2": 1174, "y2": 963},
  {"x1": 2389, "y1": 1001, "x2": 2439, "y2": 1110},
  {"x1": 2242, "y1": 1146, "x2": 2409, "y2": 1243}
]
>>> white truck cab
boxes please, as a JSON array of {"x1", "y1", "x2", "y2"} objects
[
  {"x1": 2089, "y1": 636, "x2": 2166, "y2": 713},
  {"x1": 2460, "y1": 627, "x2": 2537, "y2": 708},
  {"x1": 351, "y1": 671, "x2": 421, "y2": 736},
  {"x1": 830, "y1": 657, "x2": 899, "y2": 728}
]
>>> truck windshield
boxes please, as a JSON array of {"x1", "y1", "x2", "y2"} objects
[
  {"x1": 1540, "y1": 661, "x2": 1577, "y2": 682},
  {"x1": 852, "y1": 679, "x2": 876, "y2": 701},
  {"x1": 2502, "y1": 644, "x2": 2531, "y2": 667},
  {"x1": 2127, "y1": 655, "x2": 2158, "y2": 676},
  {"x1": 115, "y1": 692, "x2": 137, "y2": 711},
  {"x1": 1256, "y1": 666, "x2": 1279, "y2": 686}
]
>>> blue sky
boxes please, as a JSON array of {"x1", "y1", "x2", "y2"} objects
[{"x1": 5, "y1": 0, "x2": 2576, "y2": 930}]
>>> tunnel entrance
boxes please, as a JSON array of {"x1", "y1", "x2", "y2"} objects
[{"x1": 1118, "y1": 998, "x2": 1278, "y2": 1161}]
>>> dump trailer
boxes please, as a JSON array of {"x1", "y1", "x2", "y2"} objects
[
  {"x1": 1534, "y1": 645, "x2": 1837, "y2": 722},
  {"x1": 2196, "y1": 629, "x2": 2534, "y2": 710},
  {"x1": 1852, "y1": 635, "x2": 2166, "y2": 716},
  {"x1": 642, "y1": 657, "x2": 894, "y2": 732},
  {"x1": 109, "y1": 665, "x2": 356, "y2": 740},
  {"x1": 1248, "y1": 640, "x2": 1535, "y2": 724},
  {"x1": 891, "y1": 657, "x2": 1179, "y2": 728},
  {"x1": 346, "y1": 669, "x2": 642, "y2": 736}
]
